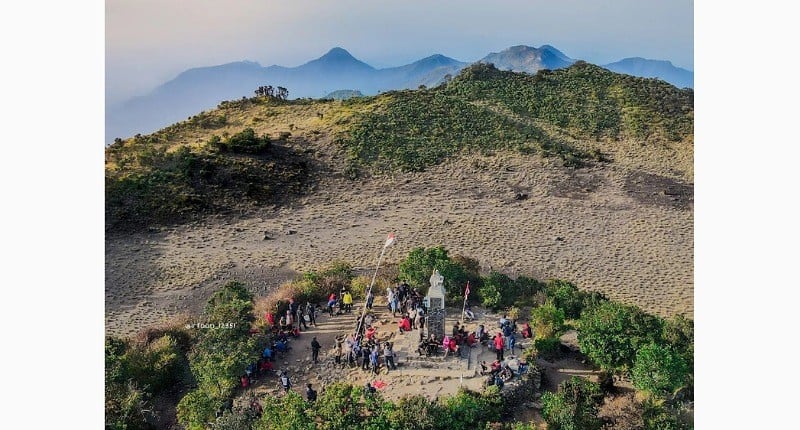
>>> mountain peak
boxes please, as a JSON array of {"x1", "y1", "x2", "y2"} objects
[{"x1": 321, "y1": 47, "x2": 356, "y2": 60}]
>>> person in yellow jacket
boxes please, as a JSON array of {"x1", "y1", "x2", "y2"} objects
[{"x1": 342, "y1": 291, "x2": 353, "y2": 313}]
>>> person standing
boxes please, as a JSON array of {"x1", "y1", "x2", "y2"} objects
[
  {"x1": 494, "y1": 332, "x2": 505, "y2": 361},
  {"x1": 311, "y1": 336, "x2": 322, "y2": 364},
  {"x1": 370, "y1": 345, "x2": 380, "y2": 375},
  {"x1": 366, "y1": 290, "x2": 375, "y2": 310},
  {"x1": 280, "y1": 371, "x2": 291, "y2": 392},
  {"x1": 305, "y1": 383, "x2": 317, "y2": 402},
  {"x1": 361, "y1": 346, "x2": 371, "y2": 371},
  {"x1": 342, "y1": 290, "x2": 353, "y2": 313},
  {"x1": 383, "y1": 342, "x2": 396, "y2": 372},
  {"x1": 306, "y1": 302, "x2": 316, "y2": 327}
]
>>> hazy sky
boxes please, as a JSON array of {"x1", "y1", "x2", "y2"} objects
[{"x1": 106, "y1": 0, "x2": 693, "y2": 104}]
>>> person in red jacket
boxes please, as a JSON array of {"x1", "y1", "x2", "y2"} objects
[
  {"x1": 398, "y1": 316, "x2": 412, "y2": 333},
  {"x1": 494, "y1": 332, "x2": 505, "y2": 361}
]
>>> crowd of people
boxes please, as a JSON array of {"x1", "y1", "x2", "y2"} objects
[{"x1": 239, "y1": 281, "x2": 535, "y2": 408}]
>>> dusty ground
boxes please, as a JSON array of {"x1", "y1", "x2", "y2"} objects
[{"x1": 106, "y1": 146, "x2": 693, "y2": 336}]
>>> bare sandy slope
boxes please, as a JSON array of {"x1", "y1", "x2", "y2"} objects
[{"x1": 106, "y1": 149, "x2": 693, "y2": 336}]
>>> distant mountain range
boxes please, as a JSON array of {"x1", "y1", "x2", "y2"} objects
[{"x1": 106, "y1": 45, "x2": 693, "y2": 144}]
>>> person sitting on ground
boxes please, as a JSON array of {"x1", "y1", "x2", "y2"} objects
[
  {"x1": 266, "y1": 312, "x2": 276, "y2": 327},
  {"x1": 464, "y1": 305, "x2": 476, "y2": 321},
  {"x1": 521, "y1": 322, "x2": 533, "y2": 339},
  {"x1": 517, "y1": 358, "x2": 529, "y2": 375},
  {"x1": 306, "y1": 383, "x2": 317, "y2": 402},
  {"x1": 246, "y1": 362, "x2": 257, "y2": 381},
  {"x1": 480, "y1": 360, "x2": 490, "y2": 375},
  {"x1": 263, "y1": 344, "x2": 274, "y2": 361},
  {"x1": 240, "y1": 374, "x2": 250, "y2": 388},
  {"x1": 365, "y1": 325, "x2": 377, "y2": 341},
  {"x1": 494, "y1": 374, "x2": 505, "y2": 389},
  {"x1": 365, "y1": 382, "x2": 377, "y2": 396},
  {"x1": 448, "y1": 336, "x2": 459, "y2": 356},
  {"x1": 275, "y1": 338, "x2": 290, "y2": 353},
  {"x1": 276, "y1": 331, "x2": 289, "y2": 343},
  {"x1": 259, "y1": 358, "x2": 274, "y2": 373},
  {"x1": 467, "y1": 331, "x2": 477, "y2": 347},
  {"x1": 452, "y1": 322, "x2": 461, "y2": 339},
  {"x1": 442, "y1": 335, "x2": 458, "y2": 358},
  {"x1": 490, "y1": 359, "x2": 502, "y2": 376},
  {"x1": 279, "y1": 316, "x2": 288, "y2": 331},
  {"x1": 398, "y1": 315, "x2": 412, "y2": 334}
]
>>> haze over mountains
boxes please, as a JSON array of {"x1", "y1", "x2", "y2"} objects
[{"x1": 106, "y1": 45, "x2": 693, "y2": 144}]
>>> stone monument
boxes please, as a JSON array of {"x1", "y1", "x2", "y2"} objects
[{"x1": 424, "y1": 269, "x2": 446, "y2": 341}]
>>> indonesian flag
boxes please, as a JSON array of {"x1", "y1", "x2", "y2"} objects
[
  {"x1": 384, "y1": 232, "x2": 396, "y2": 249},
  {"x1": 464, "y1": 281, "x2": 471, "y2": 298}
]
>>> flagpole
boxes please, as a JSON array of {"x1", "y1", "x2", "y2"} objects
[
  {"x1": 461, "y1": 281, "x2": 470, "y2": 324},
  {"x1": 355, "y1": 234, "x2": 394, "y2": 340}
]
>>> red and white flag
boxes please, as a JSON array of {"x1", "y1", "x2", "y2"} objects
[
  {"x1": 464, "y1": 281, "x2": 471, "y2": 298},
  {"x1": 383, "y1": 232, "x2": 396, "y2": 249}
]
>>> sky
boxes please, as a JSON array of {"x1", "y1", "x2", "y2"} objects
[{"x1": 106, "y1": 0, "x2": 694, "y2": 104}]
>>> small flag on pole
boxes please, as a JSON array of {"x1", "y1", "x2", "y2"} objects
[
  {"x1": 464, "y1": 281, "x2": 470, "y2": 298},
  {"x1": 384, "y1": 232, "x2": 396, "y2": 248}
]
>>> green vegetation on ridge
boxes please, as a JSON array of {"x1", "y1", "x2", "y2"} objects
[{"x1": 105, "y1": 62, "x2": 693, "y2": 230}]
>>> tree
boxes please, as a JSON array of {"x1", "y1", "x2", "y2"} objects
[
  {"x1": 577, "y1": 301, "x2": 663, "y2": 372},
  {"x1": 398, "y1": 246, "x2": 477, "y2": 303},
  {"x1": 541, "y1": 376, "x2": 603, "y2": 430},
  {"x1": 277, "y1": 86, "x2": 289, "y2": 100},
  {"x1": 631, "y1": 343, "x2": 690, "y2": 397}
]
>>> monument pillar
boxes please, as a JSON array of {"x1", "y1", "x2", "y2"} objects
[{"x1": 424, "y1": 269, "x2": 446, "y2": 341}]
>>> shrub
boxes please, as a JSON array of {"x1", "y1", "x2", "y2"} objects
[
  {"x1": 545, "y1": 279, "x2": 585, "y2": 319},
  {"x1": 104, "y1": 379, "x2": 151, "y2": 430},
  {"x1": 435, "y1": 387, "x2": 502, "y2": 428},
  {"x1": 382, "y1": 395, "x2": 444, "y2": 429},
  {"x1": 631, "y1": 343, "x2": 690, "y2": 397},
  {"x1": 577, "y1": 301, "x2": 663, "y2": 372},
  {"x1": 254, "y1": 391, "x2": 314, "y2": 430},
  {"x1": 661, "y1": 315, "x2": 694, "y2": 368},
  {"x1": 512, "y1": 275, "x2": 544, "y2": 304},
  {"x1": 224, "y1": 128, "x2": 271, "y2": 154},
  {"x1": 312, "y1": 383, "x2": 365, "y2": 429},
  {"x1": 541, "y1": 376, "x2": 603, "y2": 430},
  {"x1": 530, "y1": 301, "x2": 565, "y2": 339},
  {"x1": 176, "y1": 389, "x2": 220, "y2": 430},
  {"x1": 479, "y1": 271, "x2": 515, "y2": 310}
]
